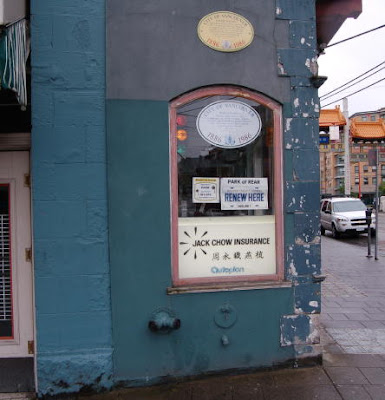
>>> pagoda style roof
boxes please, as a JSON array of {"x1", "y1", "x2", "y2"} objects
[
  {"x1": 350, "y1": 120, "x2": 385, "y2": 141},
  {"x1": 319, "y1": 107, "x2": 346, "y2": 127}
]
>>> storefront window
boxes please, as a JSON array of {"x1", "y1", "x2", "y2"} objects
[{"x1": 169, "y1": 87, "x2": 283, "y2": 287}]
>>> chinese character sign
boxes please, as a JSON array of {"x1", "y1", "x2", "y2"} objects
[{"x1": 178, "y1": 216, "x2": 275, "y2": 279}]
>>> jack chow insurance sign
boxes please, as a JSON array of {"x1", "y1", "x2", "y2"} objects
[{"x1": 178, "y1": 216, "x2": 275, "y2": 279}]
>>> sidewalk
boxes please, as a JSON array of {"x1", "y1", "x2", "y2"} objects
[{"x1": 4, "y1": 219, "x2": 385, "y2": 400}]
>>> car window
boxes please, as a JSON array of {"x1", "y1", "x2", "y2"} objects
[
  {"x1": 332, "y1": 200, "x2": 366, "y2": 212},
  {"x1": 321, "y1": 201, "x2": 328, "y2": 212},
  {"x1": 326, "y1": 202, "x2": 331, "y2": 212}
]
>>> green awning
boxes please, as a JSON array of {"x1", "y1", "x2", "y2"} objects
[{"x1": 0, "y1": 19, "x2": 29, "y2": 107}]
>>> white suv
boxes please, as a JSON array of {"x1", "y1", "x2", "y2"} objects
[{"x1": 320, "y1": 197, "x2": 376, "y2": 238}]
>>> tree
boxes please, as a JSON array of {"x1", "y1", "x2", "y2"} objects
[
  {"x1": 379, "y1": 181, "x2": 385, "y2": 196},
  {"x1": 337, "y1": 180, "x2": 345, "y2": 195}
]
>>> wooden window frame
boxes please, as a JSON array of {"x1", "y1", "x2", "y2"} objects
[{"x1": 169, "y1": 86, "x2": 284, "y2": 288}]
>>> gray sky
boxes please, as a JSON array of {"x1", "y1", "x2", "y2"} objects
[{"x1": 318, "y1": 0, "x2": 385, "y2": 116}]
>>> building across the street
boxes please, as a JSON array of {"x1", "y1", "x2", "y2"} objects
[
  {"x1": 319, "y1": 107, "x2": 385, "y2": 203},
  {"x1": 350, "y1": 107, "x2": 385, "y2": 122}
]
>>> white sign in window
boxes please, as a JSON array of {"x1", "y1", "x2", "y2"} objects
[
  {"x1": 196, "y1": 100, "x2": 262, "y2": 149},
  {"x1": 192, "y1": 178, "x2": 220, "y2": 203},
  {"x1": 178, "y1": 216, "x2": 275, "y2": 279},
  {"x1": 221, "y1": 178, "x2": 268, "y2": 210}
]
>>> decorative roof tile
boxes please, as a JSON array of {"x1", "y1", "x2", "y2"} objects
[
  {"x1": 319, "y1": 107, "x2": 346, "y2": 127},
  {"x1": 350, "y1": 120, "x2": 385, "y2": 140}
]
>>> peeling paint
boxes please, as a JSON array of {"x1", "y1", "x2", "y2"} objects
[
  {"x1": 276, "y1": 7, "x2": 282, "y2": 15},
  {"x1": 281, "y1": 314, "x2": 319, "y2": 348},
  {"x1": 285, "y1": 118, "x2": 292, "y2": 131},
  {"x1": 300, "y1": 37, "x2": 305, "y2": 44},
  {"x1": 277, "y1": 62, "x2": 286, "y2": 75},
  {"x1": 288, "y1": 261, "x2": 298, "y2": 276},
  {"x1": 309, "y1": 301, "x2": 318, "y2": 308},
  {"x1": 299, "y1": 195, "x2": 306, "y2": 208},
  {"x1": 308, "y1": 328, "x2": 320, "y2": 343},
  {"x1": 293, "y1": 98, "x2": 299, "y2": 108},
  {"x1": 295, "y1": 236, "x2": 321, "y2": 245}
]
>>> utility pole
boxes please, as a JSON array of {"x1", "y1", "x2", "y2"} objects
[
  {"x1": 375, "y1": 147, "x2": 379, "y2": 260},
  {"x1": 368, "y1": 147, "x2": 379, "y2": 260},
  {"x1": 343, "y1": 98, "x2": 351, "y2": 196}
]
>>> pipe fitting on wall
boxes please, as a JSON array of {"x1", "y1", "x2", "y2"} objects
[
  {"x1": 148, "y1": 308, "x2": 181, "y2": 334},
  {"x1": 312, "y1": 273, "x2": 326, "y2": 283}
]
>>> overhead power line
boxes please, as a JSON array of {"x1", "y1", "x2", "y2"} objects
[
  {"x1": 324, "y1": 24, "x2": 385, "y2": 49},
  {"x1": 321, "y1": 76, "x2": 385, "y2": 108},
  {"x1": 320, "y1": 60, "x2": 385, "y2": 99},
  {"x1": 320, "y1": 65, "x2": 385, "y2": 101}
]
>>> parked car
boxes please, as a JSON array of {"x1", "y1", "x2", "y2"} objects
[{"x1": 320, "y1": 197, "x2": 376, "y2": 238}]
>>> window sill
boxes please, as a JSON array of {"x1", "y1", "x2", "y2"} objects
[{"x1": 167, "y1": 280, "x2": 292, "y2": 295}]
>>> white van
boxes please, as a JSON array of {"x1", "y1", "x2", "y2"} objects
[{"x1": 320, "y1": 197, "x2": 376, "y2": 238}]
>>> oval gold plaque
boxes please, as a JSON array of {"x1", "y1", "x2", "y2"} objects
[{"x1": 197, "y1": 11, "x2": 254, "y2": 52}]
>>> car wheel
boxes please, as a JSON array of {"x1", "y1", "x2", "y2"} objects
[
  {"x1": 320, "y1": 225, "x2": 325, "y2": 235},
  {"x1": 332, "y1": 224, "x2": 340, "y2": 239}
]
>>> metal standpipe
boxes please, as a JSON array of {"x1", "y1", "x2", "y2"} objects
[{"x1": 366, "y1": 208, "x2": 372, "y2": 258}]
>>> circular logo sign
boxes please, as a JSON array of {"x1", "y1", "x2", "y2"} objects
[
  {"x1": 196, "y1": 100, "x2": 262, "y2": 149},
  {"x1": 197, "y1": 11, "x2": 254, "y2": 52}
]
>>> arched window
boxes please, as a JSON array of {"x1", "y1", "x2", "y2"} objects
[{"x1": 169, "y1": 86, "x2": 284, "y2": 288}]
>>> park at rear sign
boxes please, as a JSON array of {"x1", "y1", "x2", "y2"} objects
[{"x1": 221, "y1": 178, "x2": 268, "y2": 210}]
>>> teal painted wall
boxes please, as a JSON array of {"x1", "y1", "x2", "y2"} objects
[
  {"x1": 31, "y1": 0, "x2": 113, "y2": 395},
  {"x1": 107, "y1": 100, "x2": 294, "y2": 383},
  {"x1": 106, "y1": 0, "x2": 322, "y2": 386},
  {"x1": 30, "y1": 0, "x2": 322, "y2": 395}
]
